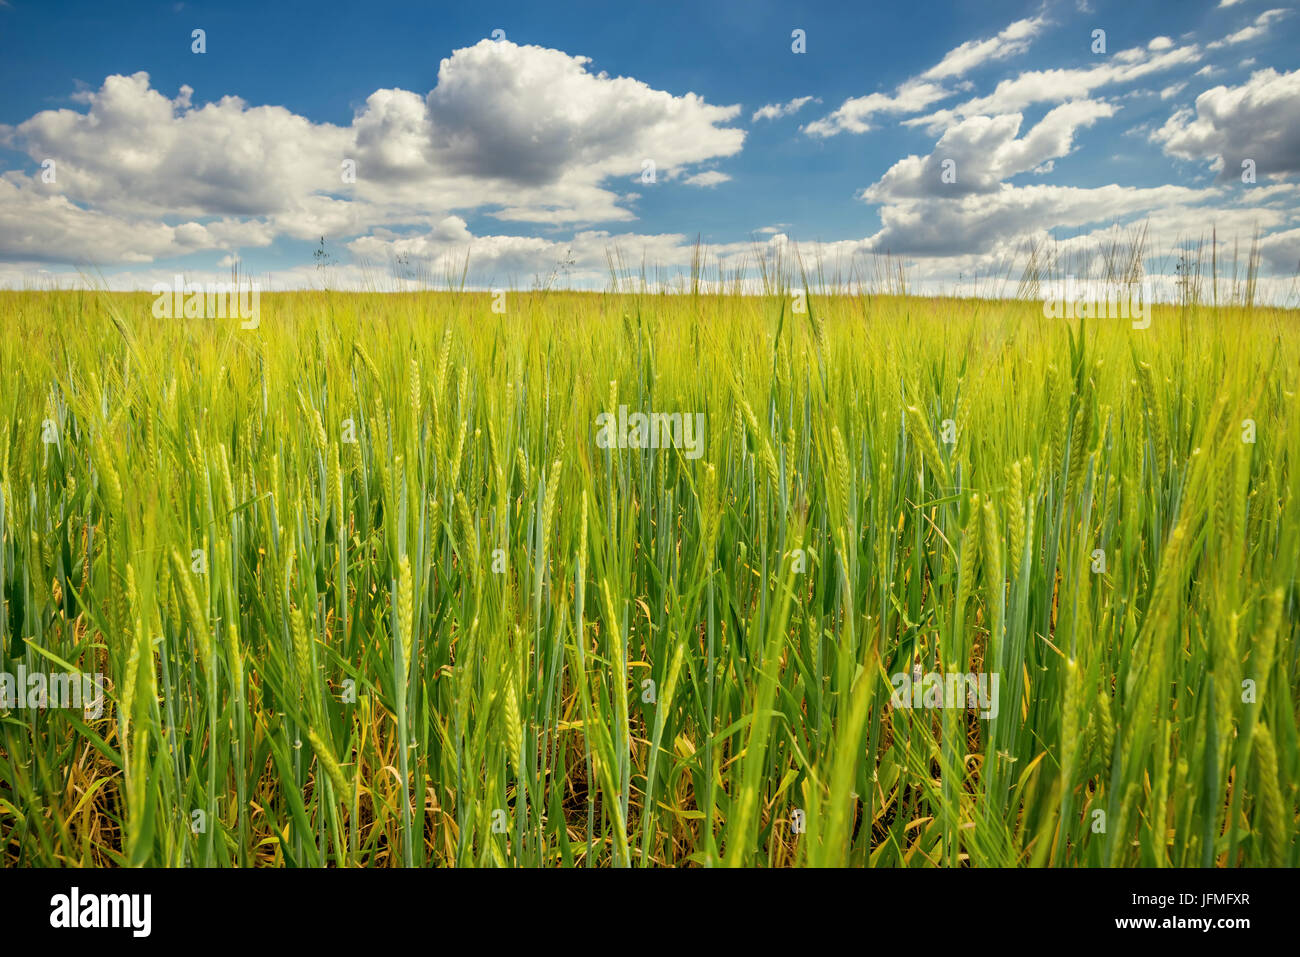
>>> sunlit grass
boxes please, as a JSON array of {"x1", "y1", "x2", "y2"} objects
[{"x1": 0, "y1": 287, "x2": 1295, "y2": 867}]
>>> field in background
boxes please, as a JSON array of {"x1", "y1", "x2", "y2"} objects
[{"x1": 0, "y1": 288, "x2": 1296, "y2": 867}]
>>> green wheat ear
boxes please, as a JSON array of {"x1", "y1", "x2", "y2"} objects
[
  {"x1": 1005, "y1": 458, "x2": 1024, "y2": 576},
  {"x1": 1251, "y1": 723, "x2": 1287, "y2": 867},
  {"x1": 306, "y1": 728, "x2": 350, "y2": 802},
  {"x1": 397, "y1": 555, "x2": 414, "y2": 674}
]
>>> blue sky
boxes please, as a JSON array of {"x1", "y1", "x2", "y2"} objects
[{"x1": 1, "y1": 0, "x2": 1297, "y2": 295}]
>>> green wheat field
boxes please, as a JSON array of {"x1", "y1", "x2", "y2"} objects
[{"x1": 1, "y1": 287, "x2": 1296, "y2": 867}]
